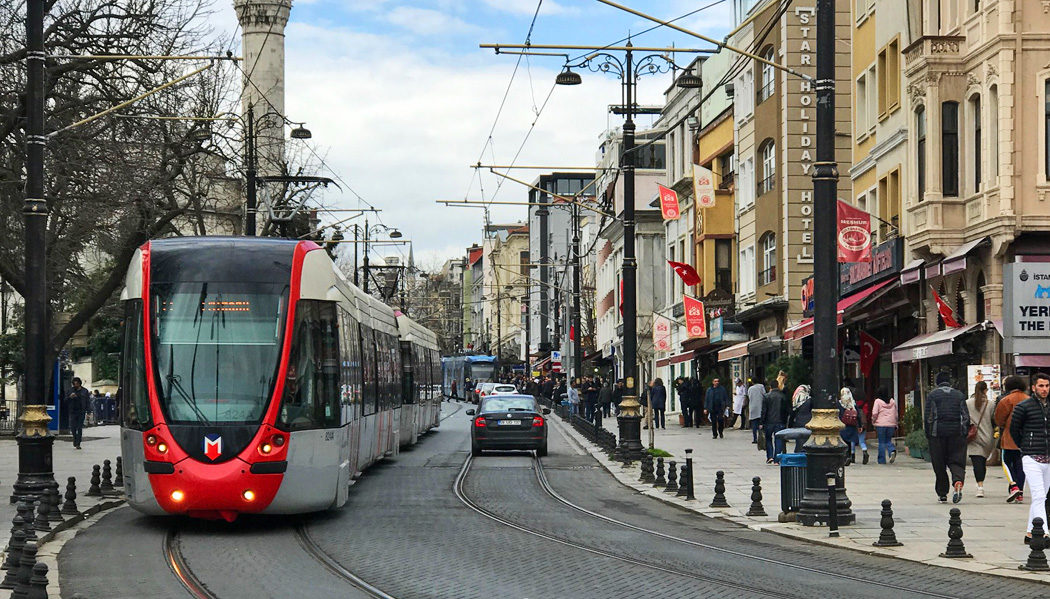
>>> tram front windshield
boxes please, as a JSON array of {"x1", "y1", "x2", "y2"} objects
[
  {"x1": 469, "y1": 363, "x2": 495, "y2": 382},
  {"x1": 152, "y1": 282, "x2": 287, "y2": 425}
]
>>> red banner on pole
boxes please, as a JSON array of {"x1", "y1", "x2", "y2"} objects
[
  {"x1": 683, "y1": 295, "x2": 707, "y2": 338},
  {"x1": 836, "y1": 200, "x2": 872, "y2": 263},
  {"x1": 658, "y1": 184, "x2": 681, "y2": 220},
  {"x1": 859, "y1": 331, "x2": 881, "y2": 376}
]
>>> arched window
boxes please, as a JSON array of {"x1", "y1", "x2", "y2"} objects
[
  {"x1": 759, "y1": 232, "x2": 777, "y2": 286},
  {"x1": 989, "y1": 85, "x2": 999, "y2": 180},
  {"x1": 942, "y1": 101, "x2": 960, "y2": 197},
  {"x1": 759, "y1": 139, "x2": 776, "y2": 194},
  {"x1": 758, "y1": 47, "x2": 775, "y2": 102},
  {"x1": 916, "y1": 105, "x2": 927, "y2": 199}
]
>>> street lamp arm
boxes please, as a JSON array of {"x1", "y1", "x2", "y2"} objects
[
  {"x1": 591, "y1": 0, "x2": 813, "y2": 81},
  {"x1": 482, "y1": 169, "x2": 612, "y2": 217}
]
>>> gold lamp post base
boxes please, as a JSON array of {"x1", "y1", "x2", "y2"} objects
[{"x1": 798, "y1": 408, "x2": 855, "y2": 527}]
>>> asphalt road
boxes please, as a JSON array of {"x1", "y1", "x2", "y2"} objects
[{"x1": 58, "y1": 407, "x2": 1050, "y2": 598}]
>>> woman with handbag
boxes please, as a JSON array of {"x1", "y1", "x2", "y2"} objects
[
  {"x1": 839, "y1": 387, "x2": 862, "y2": 465},
  {"x1": 966, "y1": 380, "x2": 995, "y2": 498}
]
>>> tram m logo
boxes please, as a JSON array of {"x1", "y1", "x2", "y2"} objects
[{"x1": 203, "y1": 434, "x2": 222, "y2": 461}]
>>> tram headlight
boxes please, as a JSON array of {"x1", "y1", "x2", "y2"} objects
[
  {"x1": 272, "y1": 434, "x2": 285, "y2": 447},
  {"x1": 146, "y1": 435, "x2": 157, "y2": 446},
  {"x1": 170, "y1": 490, "x2": 185, "y2": 502},
  {"x1": 259, "y1": 443, "x2": 272, "y2": 454},
  {"x1": 242, "y1": 489, "x2": 256, "y2": 502},
  {"x1": 156, "y1": 443, "x2": 168, "y2": 454}
]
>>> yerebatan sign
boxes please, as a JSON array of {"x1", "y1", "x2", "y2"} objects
[{"x1": 1003, "y1": 261, "x2": 1050, "y2": 355}]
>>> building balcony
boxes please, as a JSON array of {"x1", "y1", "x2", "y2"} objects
[{"x1": 903, "y1": 35, "x2": 965, "y2": 73}]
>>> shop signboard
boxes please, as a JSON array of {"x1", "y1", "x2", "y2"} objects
[
  {"x1": 839, "y1": 237, "x2": 903, "y2": 296},
  {"x1": 1004, "y1": 260, "x2": 1050, "y2": 354},
  {"x1": 966, "y1": 364, "x2": 1002, "y2": 399}
]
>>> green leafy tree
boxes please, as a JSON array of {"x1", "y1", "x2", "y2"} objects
[{"x1": 765, "y1": 355, "x2": 813, "y2": 392}]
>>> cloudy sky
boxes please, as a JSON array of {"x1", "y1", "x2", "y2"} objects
[{"x1": 214, "y1": 0, "x2": 736, "y2": 268}]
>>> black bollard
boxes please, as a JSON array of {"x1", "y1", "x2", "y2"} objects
[
  {"x1": 115, "y1": 456, "x2": 124, "y2": 487},
  {"x1": 100, "y1": 460, "x2": 115, "y2": 494},
  {"x1": 676, "y1": 465, "x2": 689, "y2": 497},
  {"x1": 20, "y1": 499, "x2": 37, "y2": 544},
  {"x1": 1020, "y1": 517, "x2": 1050, "y2": 571},
  {"x1": 3, "y1": 515, "x2": 24, "y2": 571},
  {"x1": 873, "y1": 499, "x2": 903, "y2": 547},
  {"x1": 0, "y1": 528, "x2": 25, "y2": 589},
  {"x1": 684, "y1": 449, "x2": 695, "y2": 501},
  {"x1": 25, "y1": 562, "x2": 47, "y2": 599},
  {"x1": 747, "y1": 477, "x2": 767, "y2": 517},
  {"x1": 639, "y1": 452, "x2": 655, "y2": 484},
  {"x1": 710, "y1": 471, "x2": 730, "y2": 508},
  {"x1": 939, "y1": 508, "x2": 973, "y2": 558},
  {"x1": 86, "y1": 466, "x2": 101, "y2": 497},
  {"x1": 32, "y1": 500, "x2": 50, "y2": 534},
  {"x1": 826, "y1": 472, "x2": 839, "y2": 538},
  {"x1": 653, "y1": 457, "x2": 666, "y2": 487},
  {"x1": 46, "y1": 483, "x2": 62, "y2": 523},
  {"x1": 61, "y1": 477, "x2": 78, "y2": 516},
  {"x1": 15, "y1": 541, "x2": 38, "y2": 597},
  {"x1": 665, "y1": 461, "x2": 679, "y2": 493}
]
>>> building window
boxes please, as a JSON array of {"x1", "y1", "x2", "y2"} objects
[
  {"x1": 878, "y1": 168, "x2": 901, "y2": 240},
  {"x1": 877, "y1": 37, "x2": 900, "y2": 118},
  {"x1": 990, "y1": 85, "x2": 999, "y2": 181},
  {"x1": 970, "y1": 95, "x2": 981, "y2": 192},
  {"x1": 715, "y1": 239, "x2": 732, "y2": 292},
  {"x1": 758, "y1": 47, "x2": 775, "y2": 102},
  {"x1": 759, "y1": 139, "x2": 776, "y2": 194},
  {"x1": 736, "y1": 157, "x2": 755, "y2": 211},
  {"x1": 759, "y1": 232, "x2": 776, "y2": 286},
  {"x1": 735, "y1": 70, "x2": 754, "y2": 122},
  {"x1": 1045, "y1": 79, "x2": 1050, "y2": 178},
  {"x1": 942, "y1": 101, "x2": 959, "y2": 197},
  {"x1": 856, "y1": 72, "x2": 868, "y2": 137},
  {"x1": 739, "y1": 245, "x2": 755, "y2": 295},
  {"x1": 719, "y1": 152, "x2": 736, "y2": 189},
  {"x1": 917, "y1": 106, "x2": 926, "y2": 199}
]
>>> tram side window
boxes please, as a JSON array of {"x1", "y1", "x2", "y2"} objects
[
  {"x1": 361, "y1": 324, "x2": 378, "y2": 416},
  {"x1": 277, "y1": 301, "x2": 341, "y2": 431},
  {"x1": 400, "y1": 342, "x2": 414, "y2": 405},
  {"x1": 121, "y1": 300, "x2": 151, "y2": 430},
  {"x1": 380, "y1": 332, "x2": 399, "y2": 410}
]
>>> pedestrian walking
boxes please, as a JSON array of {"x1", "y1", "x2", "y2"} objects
[
  {"x1": 583, "y1": 376, "x2": 600, "y2": 421},
  {"x1": 870, "y1": 388, "x2": 897, "y2": 464},
  {"x1": 566, "y1": 380, "x2": 580, "y2": 416},
  {"x1": 966, "y1": 380, "x2": 995, "y2": 498},
  {"x1": 762, "y1": 379, "x2": 788, "y2": 464},
  {"x1": 648, "y1": 379, "x2": 666, "y2": 430},
  {"x1": 613, "y1": 379, "x2": 625, "y2": 415},
  {"x1": 598, "y1": 379, "x2": 614, "y2": 418},
  {"x1": 925, "y1": 372, "x2": 970, "y2": 504},
  {"x1": 67, "y1": 378, "x2": 91, "y2": 449},
  {"x1": 91, "y1": 389, "x2": 102, "y2": 426},
  {"x1": 674, "y1": 377, "x2": 692, "y2": 427},
  {"x1": 747, "y1": 375, "x2": 766, "y2": 445},
  {"x1": 787, "y1": 384, "x2": 813, "y2": 453},
  {"x1": 839, "y1": 387, "x2": 863, "y2": 465},
  {"x1": 732, "y1": 378, "x2": 747, "y2": 429},
  {"x1": 704, "y1": 378, "x2": 730, "y2": 439},
  {"x1": 686, "y1": 377, "x2": 703, "y2": 427},
  {"x1": 995, "y1": 375, "x2": 1029, "y2": 503},
  {"x1": 1009, "y1": 372, "x2": 1050, "y2": 544},
  {"x1": 845, "y1": 378, "x2": 870, "y2": 464}
]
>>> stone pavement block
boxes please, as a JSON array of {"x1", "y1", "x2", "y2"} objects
[{"x1": 553, "y1": 413, "x2": 1050, "y2": 581}]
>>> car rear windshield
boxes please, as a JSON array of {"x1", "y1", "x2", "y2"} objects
[
  {"x1": 494, "y1": 385, "x2": 516, "y2": 392},
  {"x1": 481, "y1": 397, "x2": 536, "y2": 413}
]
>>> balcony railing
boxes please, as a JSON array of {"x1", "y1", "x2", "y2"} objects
[
  {"x1": 758, "y1": 174, "x2": 775, "y2": 195},
  {"x1": 758, "y1": 265, "x2": 776, "y2": 287},
  {"x1": 719, "y1": 171, "x2": 735, "y2": 190}
]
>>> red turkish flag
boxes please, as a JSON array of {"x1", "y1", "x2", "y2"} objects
[
  {"x1": 658, "y1": 184, "x2": 681, "y2": 220},
  {"x1": 683, "y1": 295, "x2": 707, "y2": 338},
  {"x1": 859, "y1": 331, "x2": 881, "y2": 376},
  {"x1": 931, "y1": 287, "x2": 961, "y2": 328},
  {"x1": 618, "y1": 279, "x2": 623, "y2": 315},
  {"x1": 837, "y1": 200, "x2": 872, "y2": 263},
  {"x1": 667, "y1": 260, "x2": 701, "y2": 286},
  {"x1": 569, "y1": 325, "x2": 575, "y2": 341}
]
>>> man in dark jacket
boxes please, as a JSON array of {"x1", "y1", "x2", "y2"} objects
[
  {"x1": 762, "y1": 380, "x2": 789, "y2": 463},
  {"x1": 704, "y1": 378, "x2": 730, "y2": 439},
  {"x1": 582, "y1": 376, "x2": 600, "y2": 420},
  {"x1": 67, "y1": 377, "x2": 91, "y2": 449},
  {"x1": 674, "y1": 378, "x2": 692, "y2": 427},
  {"x1": 612, "y1": 379, "x2": 625, "y2": 415},
  {"x1": 597, "y1": 379, "x2": 614, "y2": 418},
  {"x1": 925, "y1": 372, "x2": 970, "y2": 503},
  {"x1": 1009, "y1": 372, "x2": 1050, "y2": 540}
]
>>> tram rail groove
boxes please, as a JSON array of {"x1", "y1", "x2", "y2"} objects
[
  {"x1": 164, "y1": 529, "x2": 220, "y2": 599},
  {"x1": 294, "y1": 523, "x2": 400, "y2": 599},
  {"x1": 531, "y1": 456, "x2": 961, "y2": 599},
  {"x1": 455, "y1": 454, "x2": 792, "y2": 599}
]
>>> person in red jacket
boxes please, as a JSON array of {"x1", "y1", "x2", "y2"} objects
[{"x1": 995, "y1": 375, "x2": 1030, "y2": 503}]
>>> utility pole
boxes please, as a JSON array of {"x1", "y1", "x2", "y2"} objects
[
  {"x1": 14, "y1": 0, "x2": 56, "y2": 505},
  {"x1": 363, "y1": 219, "x2": 370, "y2": 294},
  {"x1": 798, "y1": 0, "x2": 854, "y2": 527},
  {"x1": 353, "y1": 225, "x2": 359, "y2": 286},
  {"x1": 537, "y1": 190, "x2": 551, "y2": 354},
  {"x1": 245, "y1": 103, "x2": 257, "y2": 236},
  {"x1": 571, "y1": 201, "x2": 582, "y2": 380}
]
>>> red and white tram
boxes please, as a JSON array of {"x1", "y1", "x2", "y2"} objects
[{"x1": 119, "y1": 237, "x2": 441, "y2": 520}]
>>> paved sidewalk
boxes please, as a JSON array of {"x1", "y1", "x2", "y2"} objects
[{"x1": 557, "y1": 412, "x2": 1050, "y2": 583}]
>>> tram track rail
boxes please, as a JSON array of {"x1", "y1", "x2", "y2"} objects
[
  {"x1": 530, "y1": 455, "x2": 962, "y2": 599},
  {"x1": 164, "y1": 529, "x2": 220, "y2": 599},
  {"x1": 454, "y1": 453, "x2": 793, "y2": 599}
]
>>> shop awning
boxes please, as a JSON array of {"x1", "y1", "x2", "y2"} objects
[
  {"x1": 533, "y1": 356, "x2": 551, "y2": 370},
  {"x1": 1016, "y1": 355, "x2": 1050, "y2": 368},
  {"x1": 890, "y1": 322, "x2": 986, "y2": 363},
  {"x1": 941, "y1": 237, "x2": 989, "y2": 276},
  {"x1": 656, "y1": 351, "x2": 695, "y2": 368},
  {"x1": 784, "y1": 279, "x2": 895, "y2": 340},
  {"x1": 717, "y1": 340, "x2": 751, "y2": 362},
  {"x1": 900, "y1": 259, "x2": 924, "y2": 285}
]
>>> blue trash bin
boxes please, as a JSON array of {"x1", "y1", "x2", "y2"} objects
[{"x1": 778, "y1": 453, "x2": 807, "y2": 517}]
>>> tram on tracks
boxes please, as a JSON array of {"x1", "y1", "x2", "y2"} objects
[
  {"x1": 119, "y1": 237, "x2": 442, "y2": 520},
  {"x1": 441, "y1": 354, "x2": 497, "y2": 402}
]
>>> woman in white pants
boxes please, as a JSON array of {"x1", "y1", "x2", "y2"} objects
[{"x1": 1007, "y1": 372, "x2": 1050, "y2": 543}]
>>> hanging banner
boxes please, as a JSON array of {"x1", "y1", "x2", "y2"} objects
[
  {"x1": 657, "y1": 184, "x2": 681, "y2": 220},
  {"x1": 667, "y1": 260, "x2": 702, "y2": 286},
  {"x1": 693, "y1": 163, "x2": 716, "y2": 208},
  {"x1": 836, "y1": 199, "x2": 872, "y2": 263},
  {"x1": 652, "y1": 314, "x2": 672, "y2": 352},
  {"x1": 859, "y1": 331, "x2": 881, "y2": 376},
  {"x1": 931, "y1": 286, "x2": 961, "y2": 328},
  {"x1": 683, "y1": 295, "x2": 707, "y2": 338}
]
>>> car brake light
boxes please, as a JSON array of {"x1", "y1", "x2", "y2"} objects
[
  {"x1": 474, "y1": 417, "x2": 486, "y2": 427},
  {"x1": 532, "y1": 416, "x2": 544, "y2": 427}
]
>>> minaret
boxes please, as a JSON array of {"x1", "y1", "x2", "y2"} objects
[{"x1": 234, "y1": 0, "x2": 292, "y2": 176}]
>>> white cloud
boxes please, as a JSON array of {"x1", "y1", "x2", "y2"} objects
[
  {"x1": 386, "y1": 6, "x2": 485, "y2": 37},
  {"x1": 480, "y1": 0, "x2": 575, "y2": 17}
]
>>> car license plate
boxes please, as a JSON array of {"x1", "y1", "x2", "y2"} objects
[{"x1": 496, "y1": 420, "x2": 520, "y2": 426}]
